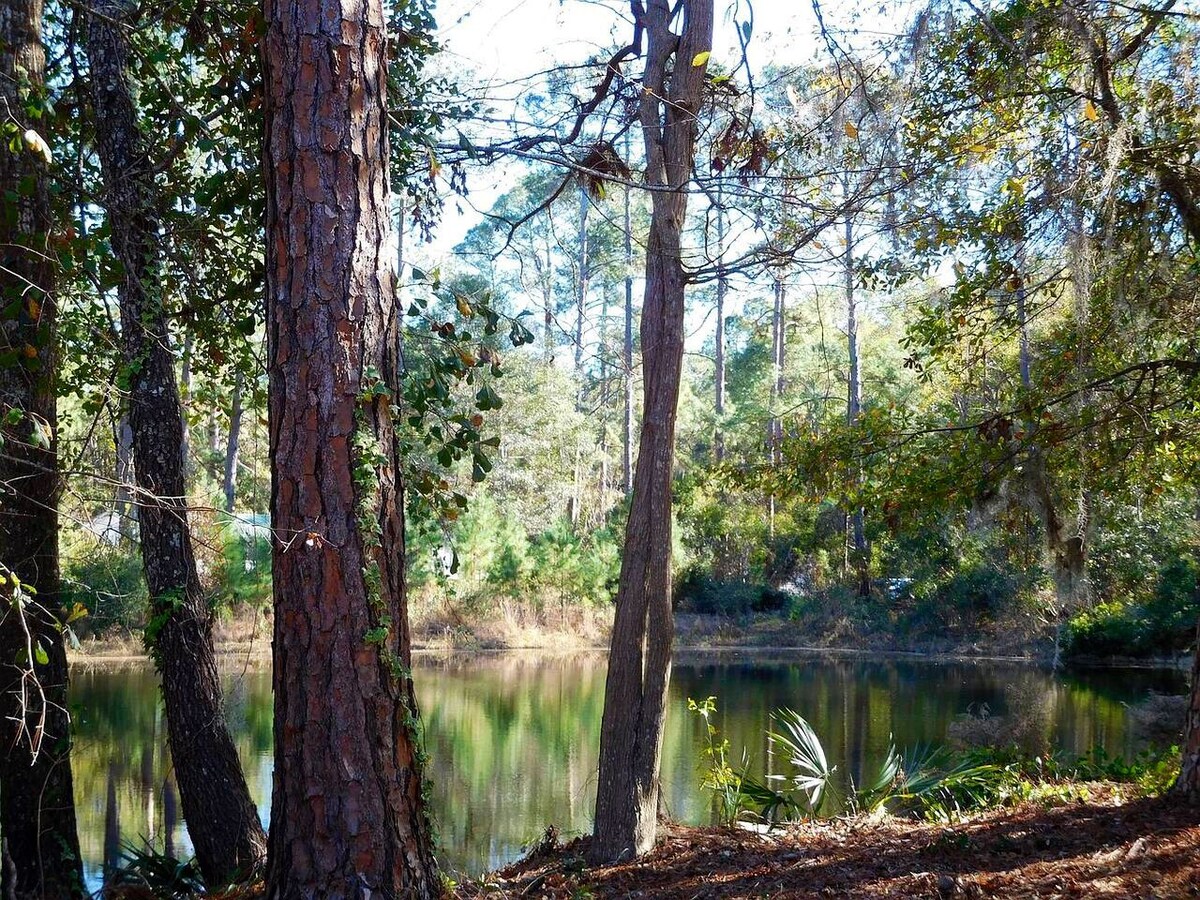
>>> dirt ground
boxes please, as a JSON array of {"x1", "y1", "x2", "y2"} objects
[{"x1": 456, "y1": 794, "x2": 1200, "y2": 898}]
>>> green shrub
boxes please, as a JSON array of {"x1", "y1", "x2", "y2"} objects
[
  {"x1": 1063, "y1": 601, "x2": 1144, "y2": 657},
  {"x1": 527, "y1": 520, "x2": 619, "y2": 609},
  {"x1": 1143, "y1": 556, "x2": 1200, "y2": 651},
  {"x1": 1065, "y1": 555, "x2": 1199, "y2": 658},
  {"x1": 675, "y1": 573, "x2": 786, "y2": 616},
  {"x1": 61, "y1": 539, "x2": 148, "y2": 633},
  {"x1": 938, "y1": 563, "x2": 1018, "y2": 627},
  {"x1": 212, "y1": 530, "x2": 272, "y2": 612}
]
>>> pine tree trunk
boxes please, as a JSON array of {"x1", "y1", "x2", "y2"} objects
[
  {"x1": 85, "y1": 1, "x2": 266, "y2": 884},
  {"x1": 262, "y1": 0, "x2": 439, "y2": 891},
  {"x1": 0, "y1": 0, "x2": 84, "y2": 892},
  {"x1": 591, "y1": 0, "x2": 712, "y2": 864},
  {"x1": 1174, "y1": 617, "x2": 1200, "y2": 800},
  {"x1": 623, "y1": 141, "x2": 635, "y2": 496}
]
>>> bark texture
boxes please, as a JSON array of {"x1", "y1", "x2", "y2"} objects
[
  {"x1": 0, "y1": 1, "x2": 84, "y2": 893},
  {"x1": 85, "y1": 1, "x2": 266, "y2": 884},
  {"x1": 622, "y1": 140, "x2": 635, "y2": 495},
  {"x1": 1174, "y1": 616, "x2": 1200, "y2": 800},
  {"x1": 590, "y1": 0, "x2": 712, "y2": 865},
  {"x1": 262, "y1": 0, "x2": 439, "y2": 892}
]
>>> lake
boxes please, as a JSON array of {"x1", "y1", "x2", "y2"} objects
[{"x1": 69, "y1": 650, "x2": 1185, "y2": 888}]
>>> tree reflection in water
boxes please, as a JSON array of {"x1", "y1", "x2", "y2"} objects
[{"x1": 69, "y1": 651, "x2": 1184, "y2": 889}]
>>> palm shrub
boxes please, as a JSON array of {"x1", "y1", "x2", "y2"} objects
[{"x1": 688, "y1": 703, "x2": 1008, "y2": 826}]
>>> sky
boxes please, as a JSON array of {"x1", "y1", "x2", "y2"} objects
[
  {"x1": 404, "y1": 0, "x2": 908, "y2": 362},
  {"x1": 422, "y1": 0, "x2": 828, "y2": 257}
]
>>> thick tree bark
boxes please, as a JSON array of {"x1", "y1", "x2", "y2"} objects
[
  {"x1": 85, "y1": 1, "x2": 266, "y2": 885},
  {"x1": 0, "y1": 2, "x2": 84, "y2": 894},
  {"x1": 223, "y1": 371, "x2": 243, "y2": 513},
  {"x1": 623, "y1": 139, "x2": 635, "y2": 496},
  {"x1": 590, "y1": 0, "x2": 712, "y2": 865},
  {"x1": 1174, "y1": 617, "x2": 1200, "y2": 799},
  {"x1": 262, "y1": 0, "x2": 439, "y2": 892}
]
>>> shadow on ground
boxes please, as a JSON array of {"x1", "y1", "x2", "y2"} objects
[{"x1": 458, "y1": 794, "x2": 1200, "y2": 898}]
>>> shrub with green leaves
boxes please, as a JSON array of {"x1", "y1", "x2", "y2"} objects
[
  {"x1": 61, "y1": 531, "x2": 148, "y2": 634},
  {"x1": 1064, "y1": 554, "x2": 1199, "y2": 658}
]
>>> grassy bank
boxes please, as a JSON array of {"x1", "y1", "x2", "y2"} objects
[{"x1": 68, "y1": 605, "x2": 1193, "y2": 668}]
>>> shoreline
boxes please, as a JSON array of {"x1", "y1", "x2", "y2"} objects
[{"x1": 67, "y1": 632, "x2": 1190, "y2": 671}]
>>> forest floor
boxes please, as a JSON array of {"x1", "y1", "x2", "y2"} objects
[{"x1": 454, "y1": 791, "x2": 1200, "y2": 898}]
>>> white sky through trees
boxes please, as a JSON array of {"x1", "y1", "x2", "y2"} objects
[{"x1": 414, "y1": 0, "x2": 907, "y2": 359}]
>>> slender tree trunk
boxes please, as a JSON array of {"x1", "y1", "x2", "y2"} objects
[
  {"x1": 0, "y1": 0, "x2": 83, "y2": 892},
  {"x1": 844, "y1": 208, "x2": 869, "y2": 597},
  {"x1": 591, "y1": 0, "x2": 712, "y2": 864},
  {"x1": 599, "y1": 291, "x2": 611, "y2": 511},
  {"x1": 262, "y1": 0, "x2": 439, "y2": 891},
  {"x1": 766, "y1": 273, "x2": 785, "y2": 537},
  {"x1": 542, "y1": 234, "x2": 555, "y2": 366},
  {"x1": 769, "y1": 273, "x2": 785, "y2": 465},
  {"x1": 85, "y1": 2, "x2": 266, "y2": 884},
  {"x1": 223, "y1": 371, "x2": 243, "y2": 513},
  {"x1": 114, "y1": 414, "x2": 135, "y2": 538},
  {"x1": 567, "y1": 446, "x2": 583, "y2": 527},
  {"x1": 714, "y1": 199, "x2": 727, "y2": 463},
  {"x1": 575, "y1": 184, "x2": 589, "y2": 378},
  {"x1": 623, "y1": 141, "x2": 635, "y2": 496}
]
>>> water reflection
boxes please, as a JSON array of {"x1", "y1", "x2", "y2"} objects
[{"x1": 67, "y1": 651, "x2": 1185, "y2": 888}]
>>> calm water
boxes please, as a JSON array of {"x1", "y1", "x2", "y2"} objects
[{"x1": 69, "y1": 650, "x2": 1185, "y2": 887}]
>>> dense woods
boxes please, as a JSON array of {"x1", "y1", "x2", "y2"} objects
[{"x1": 1, "y1": 0, "x2": 1199, "y2": 894}]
